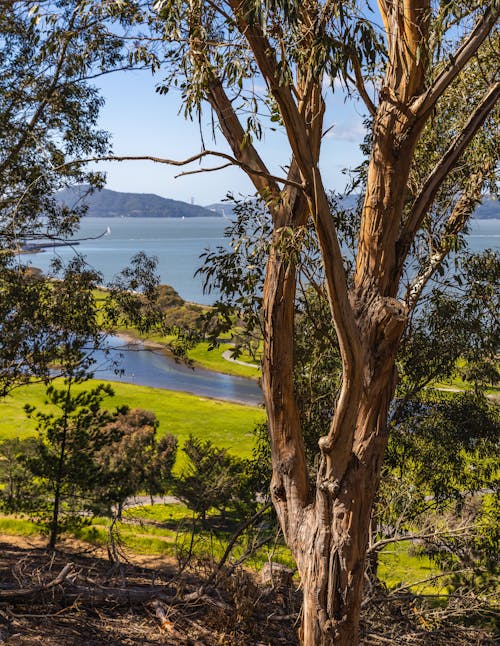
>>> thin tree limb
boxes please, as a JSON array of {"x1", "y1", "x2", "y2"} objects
[
  {"x1": 208, "y1": 501, "x2": 272, "y2": 584},
  {"x1": 405, "y1": 166, "x2": 489, "y2": 308},
  {"x1": 399, "y1": 81, "x2": 500, "y2": 263},
  {"x1": 55, "y1": 152, "x2": 305, "y2": 190},
  {"x1": 350, "y1": 54, "x2": 377, "y2": 116},
  {"x1": 368, "y1": 524, "x2": 473, "y2": 554},
  {"x1": 412, "y1": 5, "x2": 500, "y2": 119}
]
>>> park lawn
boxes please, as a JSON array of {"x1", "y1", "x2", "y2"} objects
[
  {"x1": 378, "y1": 541, "x2": 445, "y2": 596},
  {"x1": 0, "y1": 380, "x2": 265, "y2": 468},
  {"x1": 187, "y1": 342, "x2": 260, "y2": 379}
]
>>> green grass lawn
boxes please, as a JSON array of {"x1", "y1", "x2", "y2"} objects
[
  {"x1": 187, "y1": 342, "x2": 260, "y2": 378},
  {"x1": 378, "y1": 541, "x2": 445, "y2": 595},
  {"x1": 0, "y1": 380, "x2": 265, "y2": 468}
]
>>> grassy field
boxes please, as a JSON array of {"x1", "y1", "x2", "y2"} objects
[
  {"x1": 0, "y1": 380, "x2": 265, "y2": 467},
  {"x1": 377, "y1": 541, "x2": 444, "y2": 595}
]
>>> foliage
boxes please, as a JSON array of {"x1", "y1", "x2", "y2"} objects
[
  {"x1": 0, "y1": 1, "x2": 114, "y2": 250},
  {"x1": 0, "y1": 1, "x2": 172, "y2": 395},
  {"x1": 0, "y1": 438, "x2": 39, "y2": 512},
  {"x1": 24, "y1": 381, "x2": 115, "y2": 547},
  {"x1": 386, "y1": 393, "x2": 499, "y2": 505},
  {"x1": 399, "y1": 250, "x2": 500, "y2": 397},
  {"x1": 92, "y1": 406, "x2": 177, "y2": 518},
  {"x1": 0, "y1": 256, "x2": 106, "y2": 394},
  {"x1": 174, "y1": 435, "x2": 253, "y2": 524}
]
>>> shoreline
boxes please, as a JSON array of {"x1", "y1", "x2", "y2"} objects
[{"x1": 114, "y1": 330, "x2": 260, "y2": 380}]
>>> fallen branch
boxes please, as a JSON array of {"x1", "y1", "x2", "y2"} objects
[{"x1": 0, "y1": 563, "x2": 74, "y2": 601}]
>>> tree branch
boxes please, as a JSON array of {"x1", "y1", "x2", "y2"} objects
[
  {"x1": 59, "y1": 151, "x2": 304, "y2": 190},
  {"x1": 405, "y1": 165, "x2": 490, "y2": 309},
  {"x1": 208, "y1": 502, "x2": 272, "y2": 584},
  {"x1": 227, "y1": 0, "x2": 316, "y2": 176},
  {"x1": 368, "y1": 523, "x2": 472, "y2": 555},
  {"x1": 0, "y1": 7, "x2": 79, "y2": 176},
  {"x1": 349, "y1": 55, "x2": 377, "y2": 116},
  {"x1": 399, "y1": 81, "x2": 500, "y2": 263},
  {"x1": 205, "y1": 79, "x2": 284, "y2": 199},
  {"x1": 0, "y1": 563, "x2": 74, "y2": 601},
  {"x1": 412, "y1": 5, "x2": 500, "y2": 119}
]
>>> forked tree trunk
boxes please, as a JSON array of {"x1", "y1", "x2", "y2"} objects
[
  {"x1": 262, "y1": 235, "x2": 405, "y2": 644},
  {"x1": 194, "y1": 3, "x2": 498, "y2": 642},
  {"x1": 297, "y1": 373, "x2": 397, "y2": 645}
]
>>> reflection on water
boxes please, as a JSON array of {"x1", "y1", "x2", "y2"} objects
[{"x1": 91, "y1": 336, "x2": 262, "y2": 406}]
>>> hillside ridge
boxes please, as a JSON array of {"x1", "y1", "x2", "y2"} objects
[
  {"x1": 57, "y1": 185, "x2": 220, "y2": 218},
  {"x1": 59, "y1": 186, "x2": 499, "y2": 219}
]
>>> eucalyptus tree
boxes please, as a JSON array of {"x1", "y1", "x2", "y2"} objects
[{"x1": 147, "y1": 1, "x2": 500, "y2": 642}]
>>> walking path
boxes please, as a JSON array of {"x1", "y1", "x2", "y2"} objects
[{"x1": 221, "y1": 349, "x2": 258, "y2": 369}]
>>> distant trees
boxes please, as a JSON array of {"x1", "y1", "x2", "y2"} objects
[{"x1": 0, "y1": 438, "x2": 39, "y2": 512}]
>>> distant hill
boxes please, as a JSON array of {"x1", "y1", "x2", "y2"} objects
[
  {"x1": 56, "y1": 186, "x2": 219, "y2": 218},
  {"x1": 58, "y1": 187, "x2": 499, "y2": 219},
  {"x1": 474, "y1": 196, "x2": 500, "y2": 219}
]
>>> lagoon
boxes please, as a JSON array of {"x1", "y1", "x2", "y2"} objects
[
  {"x1": 28, "y1": 216, "x2": 498, "y2": 404},
  {"x1": 93, "y1": 336, "x2": 262, "y2": 406}
]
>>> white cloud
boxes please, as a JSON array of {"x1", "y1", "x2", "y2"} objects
[{"x1": 326, "y1": 119, "x2": 367, "y2": 142}]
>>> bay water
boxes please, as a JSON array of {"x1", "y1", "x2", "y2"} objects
[{"x1": 29, "y1": 216, "x2": 500, "y2": 305}]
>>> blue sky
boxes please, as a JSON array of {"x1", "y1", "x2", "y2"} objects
[{"x1": 92, "y1": 69, "x2": 368, "y2": 205}]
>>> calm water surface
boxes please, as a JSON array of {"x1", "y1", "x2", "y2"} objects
[
  {"x1": 29, "y1": 216, "x2": 500, "y2": 304},
  {"x1": 93, "y1": 336, "x2": 262, "y2": 406},
  {"x1": 30, "y1": 217, "x2": 228, "y2": 304}
]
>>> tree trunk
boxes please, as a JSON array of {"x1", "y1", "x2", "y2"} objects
[
  {"x1": 295, "y1": 367, "x2": 396, "y2": 646},
  {"x1": 262, "y1": 226, "x2": 405, "y2": 643},
  {"x1": 49, "y1": 482, "x2": 62, "y2": 550},
  {"x1": 49, "y1": 384, "x2": 72, "y2": 550}
]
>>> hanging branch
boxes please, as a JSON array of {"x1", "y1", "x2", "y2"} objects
[{"x1": 399, "y1": 81, "x2": 500, "y2": 262}]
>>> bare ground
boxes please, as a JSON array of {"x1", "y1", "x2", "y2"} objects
[
  {"x1": 0, "y1": 534, "x2": 496, "y2": 645},
  {"x1": 0, "y1": 535, "x2": 300, "y2": 645}
]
